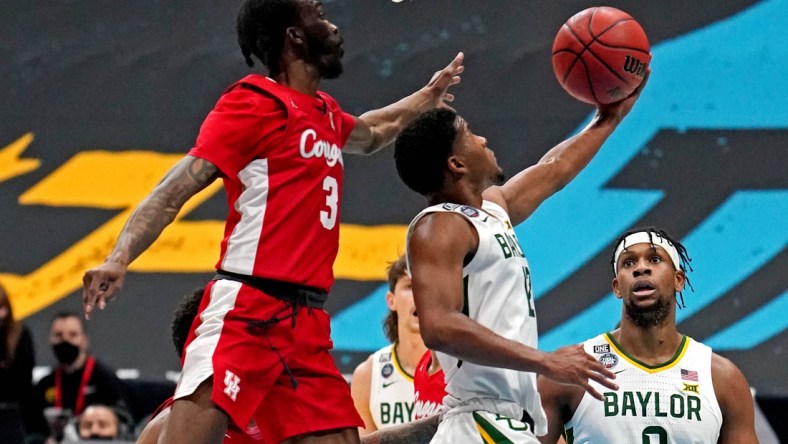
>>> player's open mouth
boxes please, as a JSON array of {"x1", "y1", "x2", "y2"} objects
[{"x1": 632, "y1": 281, "x2": 656, "y2": 297}]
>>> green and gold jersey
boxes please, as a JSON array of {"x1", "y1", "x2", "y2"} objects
[
  {"x1": 406, "y1": 200, "x2": 547, "y2": 437},
  {"x1": 565, "y1": 333, "x2": 723, "y2": 444},
  {"x1": 370, "y1": 344, "x2": 416, "y2": 429}
]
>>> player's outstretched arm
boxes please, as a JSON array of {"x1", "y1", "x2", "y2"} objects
[
  {"x1": 344, "y1": 52, "x2": 464, "y2": 155},
  {"x1": 484, "y1": 71, "x2": 649, "y2": 227},
  {"x1": 82, "y1": 155, "x2": 219, "y2": 318},
  {"x1": 713, "y1": 354, "x2": 759, "y2": 444},
  {"x1": 409, "y1": 213, "x2": 617, "y2": 399}
]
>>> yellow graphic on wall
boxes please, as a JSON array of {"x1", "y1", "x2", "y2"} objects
[
  {"x1": 0, "y1": 147, "x2": 406, "y2": 319},
  {"x1": 0, "y1": 133, "x2": 40, "y2": 182}
]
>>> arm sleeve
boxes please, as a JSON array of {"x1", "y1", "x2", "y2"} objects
[{"x1": 189, "y1": 87, "x2": 287, "y2": 178}]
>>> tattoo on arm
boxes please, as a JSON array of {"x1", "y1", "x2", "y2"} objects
[
  {"x1": 111, "y1": 156, "x2": 218, "y2": 264},
  {"x1": 187, "y1": 157, "x2": 218, "y2": 185},
  {"x1": 372, "y1": 415, "x2": 439, "y2": 444}
]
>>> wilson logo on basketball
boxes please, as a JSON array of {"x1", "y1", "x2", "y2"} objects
[{"x1": 623, "y1": 55, "x2": 648, "y2": 78}]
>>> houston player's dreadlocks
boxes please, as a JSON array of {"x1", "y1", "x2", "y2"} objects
[{"x1": 236, "y1": 0, "x2": 299, "y2": 73}]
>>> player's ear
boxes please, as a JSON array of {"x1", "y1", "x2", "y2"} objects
[
  {"x1": 612, "y1": 277, "x2": 623, "y2": 299},
  {"x1": 447, "y1": 155, "x2": 466, "y2": 175},
  {"x1": 674, "y1": 270, "x2": 686, "y2": 293},
  {"x1": 286, "y1": 26, "x2": 304, "y2": 44},
  {"x1": 385, "y1": 291, "x2": 396, "y2": 310}
]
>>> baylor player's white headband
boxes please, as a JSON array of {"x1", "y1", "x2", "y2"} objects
[{"x1": 613, "y1": 231, "x2": 681, "y2": 274}]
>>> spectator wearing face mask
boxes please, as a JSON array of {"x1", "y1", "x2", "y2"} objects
[{"x1": 33, "y1": 312, "x2": 127, "y2": 440}]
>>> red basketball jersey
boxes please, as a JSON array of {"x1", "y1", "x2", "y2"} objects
[
  {"x1": 190, "y1": 75, "x2": 354, "y2": 292},
  {"x1": 413, "y1": 350, "x2": 446, "y2": 420}
]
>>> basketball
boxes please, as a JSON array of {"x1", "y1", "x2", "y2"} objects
[{"x1": 552, "y1": 7, "x2": 650, "y2": 105}]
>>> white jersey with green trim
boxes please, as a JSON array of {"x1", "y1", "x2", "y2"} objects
[
  {"x1": 369, "y1": 344, "x2": 416, "y2": 429},
  {"x1": 565, "y1": 333, "x2": 723, "y2": 444},
  {"x1": 406, "y1": 201, "x2": 547, "y2": 437}
]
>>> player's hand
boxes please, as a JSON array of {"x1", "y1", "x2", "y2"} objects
[
  {"x1": 425, "y1": 52, "x2": 465, "y2": 111},
  {"x1": 597, "y1": 67, "x2": 651, "y2": 124},
  {"x1": 543, "y1": 344, "x2": 618, "y2": 401},
  {"x1": 82, "y1": 261, "x2": 126, "y2": 319}
]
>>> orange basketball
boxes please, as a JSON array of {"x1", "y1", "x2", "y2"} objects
[{"x1": 552, "y1": 7, "x2": 650, "y2": 104}]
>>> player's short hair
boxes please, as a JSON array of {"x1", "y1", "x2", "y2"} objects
[
  {"x1": 171, "y1": 287, "x2": 205, "y2": 357},
  {"x1": 236, "y1": 0, "x2": 300, "y2": 72},
  {"x1": 383, "y1": 255, "x2": 408, "y2": 344},
  {"x1": 394, "y1": 108, "x2": 459, "y2": 196},
  {"x1": 50, "y1": 311, "x2": 85, "y2": 331},
  {"x1": 610, "y1": 226, "x2": 694, "y2": 307}
]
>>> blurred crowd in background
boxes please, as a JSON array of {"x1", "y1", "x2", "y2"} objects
[{"x1": 1, "y1": 284, "x2": 174, "y2": 443}]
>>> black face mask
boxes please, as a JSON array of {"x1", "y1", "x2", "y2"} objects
[
  {"x1": 52, "y1": 341, "x2": 80, "y2": 365},
  {"x1": 85, "y1": 434, "x2": 115, "y2": 441}
]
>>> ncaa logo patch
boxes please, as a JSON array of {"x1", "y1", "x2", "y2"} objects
[
  {"x1": 460, "y1": 206, "x2": 479, "y2": 218},
  {"x1": 381, "y1": 363, "x2": 394, "y2": 378},
  {"x1": 593, "y1": 344, "x2": 611, "y2": 354},
  {"x1": 599, "y1": 353, "x2": 619, "y2": 369}
]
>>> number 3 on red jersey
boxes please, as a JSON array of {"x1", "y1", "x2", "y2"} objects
[{"x1": 321, "y1": 175, "x2": 338, "y2": 229}]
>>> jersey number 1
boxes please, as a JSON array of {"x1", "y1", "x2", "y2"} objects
[
  {"x1": 321, "y1": 175, "x2": 338, "y2": 229},
  {"x1": 521, "y1": 266, "x2": 536, "y2": 318}
]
